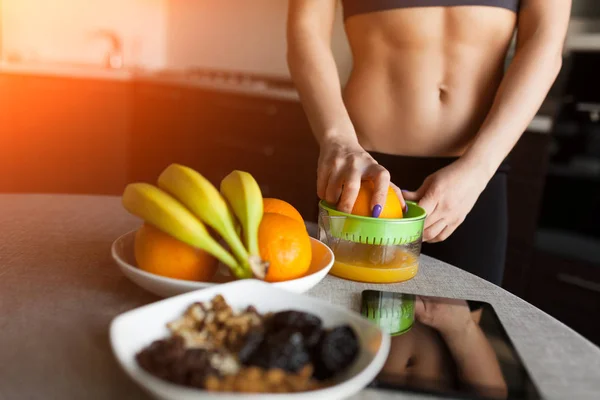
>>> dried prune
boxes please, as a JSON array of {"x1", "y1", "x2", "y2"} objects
[
  {"x1": 267, "y1": 311, "x2": 323, "y2": 348},
  {"x1": 179, "y1": 349, "x2": 218, "y2": 387},
  {"x1": 136, "y1": 337, "x2": 186, "y2": 381},
  {"x1": 246, "y1": 328, "x2": 311, "y2": 373},
  {"x1": 312, "y1": 325, "x2": 359, "y2": 381},
  {"x1": 136, "y1": 336, "x2": 220, "y2": 388},
  {"x1": 237, "y1": 327, "x2": 265, "y2": 363}
]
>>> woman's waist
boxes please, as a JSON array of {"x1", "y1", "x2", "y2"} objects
[
  {"x1": 343, "y1": 64, "x2": 501, "y2": 113},
  {"x1": 342, "y1": 71, "x2": 499, "y2": 156},
  {"x1": 345, "y1": 102, "x2": 488, "y2": 157}
]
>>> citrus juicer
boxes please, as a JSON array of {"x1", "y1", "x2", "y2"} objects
[
  {"x1": 361, "y1": 290, "x2": 416, "y2": 336},
  {"x1": 318, "y1": 200, "x2": 427, "y2": 283}
]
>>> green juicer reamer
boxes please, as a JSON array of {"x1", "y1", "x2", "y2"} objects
[{"x1": 318, "y1": 200, "x2": 427, "y2": 246}]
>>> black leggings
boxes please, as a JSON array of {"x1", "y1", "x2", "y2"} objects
[{"x1": 368, "y1": 151, "x2": 509, "y2": 286}]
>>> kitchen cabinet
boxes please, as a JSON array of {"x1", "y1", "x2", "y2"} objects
[
  {"x1": 2, "y1": 73, "x2": 320, "y2": 219},
  {"x1": 502, "y1": 131, "x2": 553, "y2": 296},
  {"x1": 196, "y1": 90, "x2": 320, "y2": 220},
  {"x1": 0, "y1": 74, "x2": 19, "y2": 190},
  {"x1": 129, "y1": 81, "x2": 201, "y2": 184},
  {"x1": 0, "y1": 73, "x2": 132, "y2": 195},
  {"x1": 526, "y1": 249, "x2": 600, "y2": 345},
  {"x1": 130, "y1": 82, "x2": 320, "y2": 221}
]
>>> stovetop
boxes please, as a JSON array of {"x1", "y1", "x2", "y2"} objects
[{"x1": 151, "y1": 67, "x2": 297, "y2": 91}]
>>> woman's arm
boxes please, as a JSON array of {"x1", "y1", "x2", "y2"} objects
[
  {"x1": 404, "y1": 0, "x2": 571, "y2": 242},
  {"x1": 287, "y1": 0, "x2": 354, "y2": 150},
  {"x1": 442, "y1": 320, "x2": 508, "y2": 399},
  {"x1": 415, "y1": 297, "x2": 507, "y2": 398},
  {"x1": 287, "y1": 1, "x2": 405, "y2": 215},
  {"x1": 463, "y1": 0, "x2": 572, "y2": 178}
]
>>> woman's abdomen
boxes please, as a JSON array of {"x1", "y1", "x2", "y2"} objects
[{"x1": 342, "y1": 8, "x2": 515, "y2": 157}]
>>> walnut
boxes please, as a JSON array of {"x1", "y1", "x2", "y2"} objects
[
  {"x1": 167, "y1": 315, "x2": 195, "y2": 333},
  {"x1": 187, "y1": 304, "x2": 206, "y2": 321},
  {"x1": 176, "y1": 330, "x2": 211, "y2": 349}
]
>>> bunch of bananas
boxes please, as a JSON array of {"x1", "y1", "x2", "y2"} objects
[{"x1": 122, "y1": 164, "x2": 269, "y2": 279}]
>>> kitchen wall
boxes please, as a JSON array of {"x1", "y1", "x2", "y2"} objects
[
  {"x1": 165, "y1": 0, "x2": 352, "y2": 81},
  {"x1": 4, "y1": 0, "x2": 594, "y2": 81},
  {"x1": 1, "y1": 0, "x2": 168, "y2": 68},
  {"x1": 1, "y1": 0, "x2": 352, "y2": 79}
]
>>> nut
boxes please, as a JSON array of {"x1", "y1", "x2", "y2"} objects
[{"x1": 144, "y1": 295, "x2": 328, "y2": 393}]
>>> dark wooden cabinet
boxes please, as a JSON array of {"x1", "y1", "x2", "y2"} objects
[
  {"x1": 129, "y1": 82, "x2": 320, "y2": 222},
  {"x1": 502, "y1": 129, "x2": 600, "y2": 345},
  {"x1": 503, "y1": 131, "x2": 553, "y2": 296},
  {"x1": 0, "y1": 74, "x2": 132, "y2": 195},
  {"x1": 1, "y1": 74, "x2": 319, "y2": 218},
  {"x1": 129, "y1": 82, "x2": 201, "y2": 184},
  {"x1": 526, "y1": 250, "x2": 600, "y2": 345}
]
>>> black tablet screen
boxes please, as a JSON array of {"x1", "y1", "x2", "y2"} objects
[{"x1": 361, "y1": 290, "x2": 542, "y2": 400}]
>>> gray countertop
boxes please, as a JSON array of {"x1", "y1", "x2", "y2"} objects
[{"x1": 0, "y1": 194, "x2": 598, "y2": 400}]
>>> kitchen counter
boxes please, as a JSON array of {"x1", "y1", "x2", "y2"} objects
[
  {"x1": 0, "y1": 61, "x2": 136, "y2": 81},
  {"x1": 0, "y1": 61, "x2": 300, "y2": 102},
  {"x1": 0, "y1": 194, "x2": 599, "y2": 400}
]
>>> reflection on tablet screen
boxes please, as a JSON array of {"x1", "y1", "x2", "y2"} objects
[{"x1": 362, "y1": 291, "x2": 542, "y2": 400}]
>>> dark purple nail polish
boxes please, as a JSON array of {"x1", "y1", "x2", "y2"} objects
[{"x1": 372, "y1": 204, "x2": 383, "y2": 218}]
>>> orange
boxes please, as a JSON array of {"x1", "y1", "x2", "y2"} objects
[
  {"x1": 263, "y1": 198, "x2": 304, "y2": 225},
  {"x1": 134, "y1": 223, "x2": 219, "y2": 282},
  {"x1": 258, "y1": 213, "x2": 312, "y2": 282},
  {"x1": 349, "y1": 180, "x2": 403, "y2": 218}
]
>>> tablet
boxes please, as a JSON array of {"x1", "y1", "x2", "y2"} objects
[{"x1": 361, "y1": 290, "x2": 542, "y2": 400}]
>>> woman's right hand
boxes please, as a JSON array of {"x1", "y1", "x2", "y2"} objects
[
  {"x1": 317, "y1": 139, "x2": 406, "y2": 216},
  {"x1": 415, "y1": 296, "x2": 475, "y2": 338}
]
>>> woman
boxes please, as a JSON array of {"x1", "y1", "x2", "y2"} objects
[
  {"x1": 379, "y1": 296, "x2": 507, "y2": 399},
  {"x1": 286, "y1": 0, "x2": 570, "y2": 285}
]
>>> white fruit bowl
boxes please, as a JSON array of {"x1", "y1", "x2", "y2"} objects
[
  {"x1": 111, "y1": 227, "x2": 334, "y2": 298},
  {"x1": 109, "y1": 280, "x2": 391, "y2": 400}
]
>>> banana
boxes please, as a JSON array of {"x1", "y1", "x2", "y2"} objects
[
  {"x1": 157, "y1": 164, "x2": 252, "y2": 277},
  {"x1": 122, "y1": 182, "x2": 251, "y2": 279},
  {"x1": 220, "y1": 170, "x2": 269, "y2": 279}
]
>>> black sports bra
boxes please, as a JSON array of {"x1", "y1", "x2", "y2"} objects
[{"x1": 342, "y1": 0, "x2": 520, "y2": 20}]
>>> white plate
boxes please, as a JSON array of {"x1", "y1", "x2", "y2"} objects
[
  {"x1": 110, "y1": 280, "x2": 391, "y2": 400},
  {"x1": 111, "y1": 227, "x2": 334, "y2": 298}
]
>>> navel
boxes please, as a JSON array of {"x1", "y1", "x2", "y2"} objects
[{"x1": 438, "y1": 83, "x2": 449, "y2": 102}]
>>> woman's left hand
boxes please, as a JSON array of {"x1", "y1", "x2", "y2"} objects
[{"x1": 403, "y1": 157, "x2": 490, "y2": 243}]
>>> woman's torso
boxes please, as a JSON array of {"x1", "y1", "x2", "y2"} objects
[
  {"x1": 341, "y1": 4, "x2": 518, "y2": 157},
  {"x1": 380, "y1": 322, "x2": 457, "y2": 390}
]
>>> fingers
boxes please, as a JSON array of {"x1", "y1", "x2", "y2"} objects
[
  {"x1": 317, "y1": 148, "x2": 400, "y2": 216},
  {"x1": 336, "y1": 171, "x2": 362, "y2": 213},
  {"x1": 423, "y1": 218, "x2": 446, "y2": 242},
  {"x1": 419, "y1": 193, "x2": 440, "y2": 233},
  {"x1": 427, "y1": 225, "x2": 452, "y2": 243},
  {"x1": 401, "y1": 189, "x2": 420, "y2": 202},
  {"x1": 365, "y1": 165, "x2": 391, "y2": 212},
  {"x1": 414, "y1": 296, "x2": 426, "y2": 320},
  {"x1": 325, "y1": 168, "x2": 343, "y2": 206},
  {"x1": 316, "y1": 164, "x2": 331, "y2": 200},
  {"x1": 390, "y1": 182, "x2": 408, "y2": 213},
  {"x1": 428, "y1": 220, "x2": 462, "y2": 243}
]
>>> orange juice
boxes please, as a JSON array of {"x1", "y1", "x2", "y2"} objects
[{"x1": 329, "y1": 245, "x2": 419, "y2": 283}]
